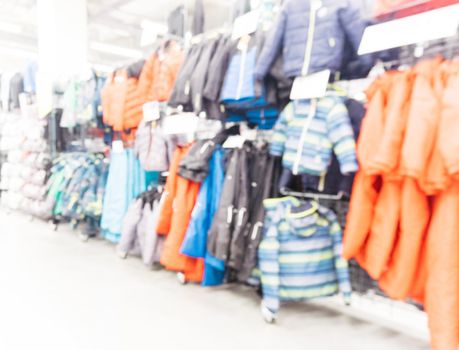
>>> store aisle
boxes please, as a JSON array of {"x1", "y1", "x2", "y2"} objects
[{"x1": 0, "y1": 210, "x2": 430, "y2": 350}]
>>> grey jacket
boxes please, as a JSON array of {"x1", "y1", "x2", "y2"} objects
[{"x1": 134, "y1": 120, "x2": 177, "y2": 172}]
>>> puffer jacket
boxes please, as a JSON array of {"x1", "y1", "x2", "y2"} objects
[
  {"x1": 134, "y1": 118, "x2": 178, "y2": 172},
  {"x1": 168, "y1": 43, "x2": 205, "y2": 108},
  {"x1": 137, "y1": 41, "x2": 183, "y2": 103},
  {"x1": 270, "y1": 96, "x2": 358, "y2": 177},
  {"x1": 254, "y1": 0, "x2": 373, "y2": 80},
  {"x1": 101, "y1": 69, "x2": 144, "y2": 141}
]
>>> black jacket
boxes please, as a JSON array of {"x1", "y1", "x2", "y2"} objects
[{"x1": 178, "y1": 126, "x2": 239, "y2": 182}]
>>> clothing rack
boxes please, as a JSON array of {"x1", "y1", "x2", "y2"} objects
[
  {"x1": 279, "y1": 188, "x2": 347, "y2": 201},
  {"x1": 382, "y1": 35, "x2": 459, "y2": 69}
]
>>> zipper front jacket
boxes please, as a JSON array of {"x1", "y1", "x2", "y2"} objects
[
  {"x1": 270, "y1": 96, "x2": 358, "y2": 177},
  {"x1": 254, "y1": 0, "x2": 373, "y2": 80},
  {"x1": 258, "y1": 197, "x2": 351, "y2": 315}
]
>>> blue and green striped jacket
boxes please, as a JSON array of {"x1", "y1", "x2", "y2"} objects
[
  {"x1": 258, "y1": 197, "x2": 351, "y2": 314},
  {"x1": 270, "y1": 96, "x2": 358, "y2": 176}
]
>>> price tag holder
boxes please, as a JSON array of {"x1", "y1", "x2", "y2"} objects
[
  {"x1": 232, "y1": 10, "x2": 260, "y2": 40},
  {"x1": 290, "y1": 69, "x2": 330, "y2": 100},
  {"x1": 143, "y1": 101, "x2": 161, "y2": 122},
  {"x1": 112, "y1": 140, "x2": 124, "y2": 154}
]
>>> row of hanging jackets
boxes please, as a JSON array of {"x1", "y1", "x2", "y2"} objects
[
  {"x1": 168, "y1": 31, "x2": 291, "y2": 129},
  {"x1": 40, "y1": 153, "x2": 108, "y2": 235},
  {"x1": 101, "y1": 41, "x2": 183, "y2": 141},
  {"x1": 343, "y1": 57, "x2": 459, "y2": 350},
  {"x1": 117, "y1": 123, "x2": 352, "y2": 319}
]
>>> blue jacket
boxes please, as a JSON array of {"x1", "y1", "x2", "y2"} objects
[
  {"x1": 101, "y1": 149, "x2": 146, "y2": 243},
  {"x1": 254, "y1": 0, "x2": 373, "y2": 79},
  {"x1": 179, "y1": 148, "x2": 227, "y2": 286},
  {"x1": 270, "y1": 96, "x2": 358, "y2": 176},
  {"x1": 259, "y1": 197, "x2": 351, "y2": 315}
]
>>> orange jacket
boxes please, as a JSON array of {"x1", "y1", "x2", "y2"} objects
[
  {"x1": 377, "y1": 59, "x2": 444, "y2": 299},
  {"x1": 101, "y1": 69, "x2": 144, "y2": 142},
  {"x1": 343, "y1": 74, "x2": 393, "y2": 260},
  {"x1": 360, "y1": 71, "x2": 413, "y2": 279},
  {"x1": 424, "y1": 181, "x2": 459, "y2": 350},
  {"x1": 156, "y1": 147, "x2": 185, "y2": 235},
  {"x1": 137, "y1": 41, "x2": 183, "y2": 103},
  {"x1": 345, "y1": 59, "x2": 459, "y2": 350},
  {"x1": 438, "y1": 61, "x2": 459, "y2": 179},
  {"x1": 158, "y1": 145, "x2": 204, "y2": 283},
  {"x1": 101, "y1": 70, "x2": 128, "y2": 132}
]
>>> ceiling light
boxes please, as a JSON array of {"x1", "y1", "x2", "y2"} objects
[{"x1": 90, "y1": 42, "x2": 143, "y2": 59}]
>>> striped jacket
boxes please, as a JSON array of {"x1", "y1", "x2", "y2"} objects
[
  {"x1": 270, "y1": 96, "x2": 358, "y2": 176},
  {"x1": 258, "y1": 197, "x2": 351, "y2": 314}
]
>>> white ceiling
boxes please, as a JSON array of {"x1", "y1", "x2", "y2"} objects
[{"x1": 0, "y1": 0, "x2": 234, "y2": 71}]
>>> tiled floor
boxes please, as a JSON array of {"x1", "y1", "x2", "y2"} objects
[{"x1": 0, "y1": 210, "x2": 431, "y2": 350}]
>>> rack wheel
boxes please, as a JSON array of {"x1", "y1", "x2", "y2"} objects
[
  {"x1": 261, "y1": 303, "x2": 277, "y2": 324},
  {"x1": 79, "y1": 232, "x2": 89, "y2": 242},
  {"x1": 117, "y1": 250, "x2": 128, "y2": 259},
  {"x1": 177, "y1": 272, "x2": 187, "y2": 285}
]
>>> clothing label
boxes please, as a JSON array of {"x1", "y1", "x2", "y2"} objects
[
  {"x1": 232, "y1": 10, "x2": 260, "y2": 40},
  {"x1": 290, "y1": 70, "x2": 330, "y2": 100},
  {"x1": 112, "y1": 140, "x2": 124, "y2": 154},
  {"x1": 143, "y1": 101, "x2": 161, "y2": 122}
]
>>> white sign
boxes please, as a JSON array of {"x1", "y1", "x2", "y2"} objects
[
  {"x1": 232, "y1": 10, "x2": 260, "y2": 40},
  {"x1": 161, "y1": 113, "x2": 199, "y2": 135},
  {"x1": 358, "y1": 4, "x2": 459, "y2": 55},
  {"x1": 290, "y1": 70, "x2": 331, "y2": 100},
  {"x1": 143, "y1": 101, "x2": 161, "y2": 122}
]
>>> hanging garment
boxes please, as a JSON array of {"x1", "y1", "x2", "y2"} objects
[
  {"x1": 134, "y1": 118, "x2": 177, "y2": 172},
  {"x1": 270, "y1": 96, "x2": 358, "y2": 177},
  {"x1": 254, "y1": 0, "x2": 373, "y2": 80},
  {"x1": 258, "y1": 197, "x2": 351, "y2": 316},
  {"x1": 137, "y1": 41, "x2": 183, "y2": 103},
  {"x1": 101, "y1": 149, "x2": 146, "y2": 243},
  {"x1": 343, "y1": 72, "x2": 394, "y2": 260},
  {"x1": 424, "y1": 181, "x2": 459, "y2": 350},
  {"x1": 169, "y1": 43, "x2": 205, "y2": 108},
  {"x1": 278, "y1": 98, "x2": 365, "y2": 196},
  {"x1": 177, "y1": 127, "x2": 237, "y2": 182},
  {"x1": 101, "y1": 69, "x2": 144, "y2": 141},
  {"x1": 238, "y1": 153, "x2": 282, "y2": 282},
  {"x1": 158, "y1": 145, "x2": 203, "y2": 282},
  {"x1": 156, "y1": 147, "x2": 186, "y2": 235},
  {"x1": 202, "y1": 36, "x2": 232, "y2": 120},
  {"x1": 207, "y1": 149, "x2": 241, "y2": 261},
  {"x1": 192, "y1": 0, "x2": 205, "y2": 35},
  {"x1": 180, "y1": 148, "x2": 226, "y2": 286},
  {"x1": 190, "y1": 38, "x2": 219, "y2": 113},
  {"x1": 168, "y1": 5, "x2": 185, "y2": 37}
]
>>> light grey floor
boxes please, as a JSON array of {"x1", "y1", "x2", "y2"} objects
[{"x1": 0, "y1": 210, "x2": 431, "y2": 350}]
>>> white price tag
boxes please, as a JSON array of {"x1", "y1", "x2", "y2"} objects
[
  {"x1": 358, "y1": 4, "x2": 459, "y2": 55},
  {"x1": 232, "y1": 10, "x2": 260, "y2": 40},
  {"x1": 143, "y1": 101, "x2": 161, "y2": 122},
  {"x1": 112, "y1": 140, "x2": 124, "y2": 154},
  {"x1": 290, "y1": 70, "x2": 331, "y2": 100},
  {"x1": 161, "y1": 113, "x2": 199, "y2": 135},
  {"x1": 223, "y1": 135, "x2": 245, "y2": 149}
]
